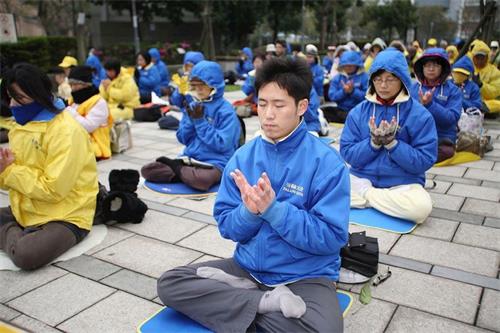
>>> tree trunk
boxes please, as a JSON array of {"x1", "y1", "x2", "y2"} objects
[{"x1": 200, "y1": 0, "x2": 216, "y2": 60}]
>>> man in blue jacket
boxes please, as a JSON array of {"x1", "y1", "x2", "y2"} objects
[
  {"x1": 410, "y1": 48, "x2": 462, "y2": 162},
  {"x1": 341, "y1": 49, "x2": 437, "y2": 223},
  {"x1": 157, "y1": 58, "x2": 349, "y2": 332},
  {"x1": 451, "y1": 56, "x2": 482, "y2": 111},
  {"x1": 141, "y1": 60, "x2": 240, "y2": 191},
  {"x1": 327, "y1": 50, "x2": 368, "y2": 123},
  {"x1": 85, "y1": 53, "x2": 106, "y2": 88},
  {"x1": 148, "y1": 48, "x2": 170, "y2": 94}
]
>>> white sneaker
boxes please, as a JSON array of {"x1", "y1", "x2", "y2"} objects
[
  {"x1": 350, "y1": 174, "x2": 372, "y2": 198},
  {"x1": 338, "y1": 267, "x2": 371, "y2": 284}
]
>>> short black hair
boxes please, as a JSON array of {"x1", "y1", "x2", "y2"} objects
[
  {"x1": 252, "y1": 52, "x2": 266, "y2": 63},
  {"x1": 275, "y1": 39, "x2": 287, "y2": 48},
  {"x1": 104, "y1": 58, "x2": 121, "y2": 74},
  {"x1": 137, "y1": 51, "x2": 151, "y2": 65},
  {"x1": 5, "y1": 63, "x2": 61, "y2": 113},
  {"x1": 255, "y1": 57, "x2": 312, "y2": 104}
]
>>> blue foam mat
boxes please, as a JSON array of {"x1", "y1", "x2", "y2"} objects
[
  {"x1": 144, "y1": 181, "x2": 219, "y2": 196},
  {"x1": 138, "y1": 291, "x2": 353, "y2": 333},
  {"x1": 349, "y1": 208, "x2": 416, "y2": 234}
]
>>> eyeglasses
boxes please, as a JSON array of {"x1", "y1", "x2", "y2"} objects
[
  {"x1": 372, "y1": 77, "x2": 399, "y2": 85},
  {"x1": 423, "y1": 62, "x2": 442, "y2": 69}
]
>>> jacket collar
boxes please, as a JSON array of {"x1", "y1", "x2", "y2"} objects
[
  {"x1": 260, "y1": 119, "x2": 308, "y2": 148},
  {"x1": 366, "y1": 89, "x2": 410, "y2": 105}
]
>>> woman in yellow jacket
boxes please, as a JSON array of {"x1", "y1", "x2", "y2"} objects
[
  {"x1": 0, "y1": 63, "x2": 98, "y2": 270},
  {"x1": 67, "y1": 66, "x2": 113, "y2": 159},
  {"x1": 468, "y1": 39, "x2": 500, "y2": 114},
  {"x1": 99, "y1": 58, "x2": 140, "y2": 122}
]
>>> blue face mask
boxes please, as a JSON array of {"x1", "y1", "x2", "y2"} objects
[{"x1": 11, "y1": 101, "x2": 45, "y2": 125}]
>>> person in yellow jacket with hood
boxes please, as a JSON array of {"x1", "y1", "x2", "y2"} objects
[
  {"x1": 468, "y1": 39, "x2": 500, "y2": 114},
  {"x1": 67, "y1": 66, "x2": 113, "y2": 159},
  {"x1": 100, "y1": 58, "x2": 140, "y2": 122},
  {"x1": 0, "y1": 63, "x2": 97, "y2": 270}
]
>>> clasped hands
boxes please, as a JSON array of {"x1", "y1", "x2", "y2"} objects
[
  {"x1": 0, "y1": 148, "x2": 15, "y2": 174},
  {"x1": 231, "y1": 169, "x2": 275, "y2": 215},
  {"x1": 342, "y1": 80, "x2": 354, "y2": 94},
  {"x1": 183, "y1": 101, "x2": 204, "y2": 119},
  {"x1": 369, "y1": 116, "x2": 398, "y2": 146},
  {"x1": 418, "y1": 87, "x2": 435, "y2": 106}
]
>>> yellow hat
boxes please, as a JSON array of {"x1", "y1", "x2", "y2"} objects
[
  {"x1": 427, "y1": 38, "x2": 437, "y2": 47},
  {"x1": 58, "y1": 56, "x2": 78, "y2": 68}
]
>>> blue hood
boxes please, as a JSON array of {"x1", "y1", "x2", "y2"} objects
[
  {"x1": 369, "y1": 48, "x2": 412, "y2": 93},
  {"x1": 241, "y1": 47, "x2": 253, "y2": 59},
  {"x1": 184, "y1": 51, "x2": 205, "y2": 65},
  {"x1": 339, "y1": 51, "x2": 364, "y2": 68},
  {"x1": 452, "y1": 56, "x2": 474, "y2": 76},
  {"x1": 85, "y1": 54, "x2": 103, "y2": 72},
  {"x1": 414, "y1": 48, "x2": 451, "y2": 83},
  {"x1": 148, "y1": 48, "x2": 161, "y2": 62},
  {"x1": 190, "y1": 60, "x2": 225, "y2": 99}
]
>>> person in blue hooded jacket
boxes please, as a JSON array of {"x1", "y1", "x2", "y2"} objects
[
  {"x1": 169, "y1": 51, "x2": 205, "y2": 108},
  {"x1": 451, "y1": 56, "x2": 482, "y2": 111},
  {"x1": 305, "y1": 44, "x2": 325, "y2": 98},
  {"x1": 134, "y1": 51, "x2": 161, "y2": 104},
  {"x1": 157, "y1": 57, "x2": 349, "y2": 333},
  {"x1": 85, "y1": 53, "x2": 106, "y2": 88},
  {"x1": 410, "y1": 48, "x2": 462, "y2": 162},
  {"x1": 235, "y1": 47, "x2": 254, "y2": 79},
  {"x1": 341, "y1": 49, "x2": 437, "y2": 223},
  {"x1": 148, "y1": 48, "x2": 170, "y2": 93},
  {"x1": 327, "y1": 50, "x2": 369, "y2": 123},
  {"x1": 141, "y1": 61, "x2": 240, "y2": 191}
]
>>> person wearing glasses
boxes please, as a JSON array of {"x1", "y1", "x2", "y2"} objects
[
  {"x1": 411, "y1": 48, "x2": 462, "y2": 162},
  {"x1": 340, "y1": 49, "x2": 437, "y2": 223}
]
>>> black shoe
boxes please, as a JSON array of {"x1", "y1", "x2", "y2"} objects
[
  {"x1": 102, "y1": 191, "x2": 148, "y2": 224},
  {"x1": 155, "y1": 156, "x2": 184, "y2": 180},
  {"x1": 109, "y1": 169, "x2": 140, "y2": 192}
]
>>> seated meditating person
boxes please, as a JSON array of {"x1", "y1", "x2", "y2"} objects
[
  {"x1": 0, "y1": 63, "x2": 97, "y2": 270},
  {"x1": 341, "y1": 49, "x2": 437, "y2": 223},
  {"x1": 169, "y1": 51, "x2": 205, "y2": 109},
  {"x1": 67, "y1": 66, "x2": 113, "y2": 160},
  {"x1": 99, "y1": 58, "x2": 140, "y2": 122},
  {"x1": 156, "y1": 57, "x2": 349, "y2": 332},
  {"x1": 327, "y1": 50, "x2": 369, "y2": 123},
  {"x1": 141, "y1": 60, "x2": 241, "y2": 192},
  {"x1": 451, "y1": 56, "x2": 482, "y2": 111},
  {"x1": 410, "y1": 48, "x2": 462, "y2": 162},
  {"x1": 234, "y1": 53, "x2": 266, "y2": 118},
  {"x1": 235, "y1": 47, "x2": 254, "y2": 79}
]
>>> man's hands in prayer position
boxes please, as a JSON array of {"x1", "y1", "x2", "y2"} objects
[
  {"x1": 418, "y1": 87, "x2": 435, "y2": 106},
  {"x1": 0, "y1": 148, "x2": 15, "y2": 174},
  {"x1": 231, "y1": 169, "x2": 275, "y2": 215},
  {"x1": 369, "y1": 116, "x2": 398, "y2": 146}
]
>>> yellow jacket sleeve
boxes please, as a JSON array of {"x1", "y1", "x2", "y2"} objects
[
  {"x1": 99, "y1": 84, "x2": 110, "y2": 101},
  {"x1": 480, "y1": 65, "x2": 500, "y2": 100},
  {"x1": 109, "y1": 77, "x2": 140, "y2": 109},
  {"x1": 0, "y1": 126, "x2": 88, "y2": 203}
]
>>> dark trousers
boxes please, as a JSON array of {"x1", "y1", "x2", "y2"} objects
[
  {"x1": 437, "y1": 138, "x2": 456, "y2": 163},
  {"x1": 323, "y1": 106, "x2": 348, "y2": 124},
  {"x1": 157, "y1": 258, "x2": 343, "y2": 333},
  {"x1": 0, "y1": 207, "x2": 87, "y2": 270}
]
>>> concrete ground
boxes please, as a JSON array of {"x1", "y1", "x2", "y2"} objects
[{"x1": 0, "y1": 91, "x2": 499, "y2": 332}]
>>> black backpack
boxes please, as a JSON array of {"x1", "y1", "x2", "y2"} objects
[{"x1": 341, "y1": 231, "x2": 379, "y2": 278}]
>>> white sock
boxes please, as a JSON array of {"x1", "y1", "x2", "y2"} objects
[
  {"x1": 196, "y1": 267, "x2": 258, "y2": 289},
  {"x1": 257, "y1": 285, "x2": 306, "y2": 318}
]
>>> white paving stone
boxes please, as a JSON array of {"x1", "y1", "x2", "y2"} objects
[
  {"x1": 352, "y1": 266, "x2": 482, "y2": 323},
  {"x1": 0, "y1": 193, "x2": 9, "y2": 206},
  {"x1": 429, "y1": 192, "x2": 465, "y2": 211},
  {"x1": 96, "y1": 159, "x2": 142, "y2": 173},
  {"x1": 428, "y1": 180, "x2": 452, "y2": 194},
  {"x1": 427, "y1": 166, "x2": 467, "y2": 177},
  {"x1": 0, "y1": 303, "x2": 20, "y2": 321},
  {"x1": 344, "y1": 297, "x2": 396, "y2": 333},
  {"x1": 101, "y1": 269, "x2": 158, "y2": 300},
  {"x1": 0, "y1": 266, "x2": 67, "y2": 303},
  {"x1": 178, "y1": 225, "x2": 236, "y2": 258},
  {"x1": 86, "y1": 226, "x2": 134, "y2": 255},
  {"x1": 461, "y1": 198, "x2": 500, "y2": 219},
  {"x1": 7, "y1": 274, "x2": 114, "y2": 326},
  {"x1": 124, "y1": 148, "x2": 165, "y2": 160},
  {"x1": 349, "y1": 224, "x2": 400, "y2": 253},
  {"x1": 11, "y1": 315, "x2": 62, "y2": 333},
  {"x1": 93, "y1": 235, "x2": 201, "y2": 278},
  {"x1": 118, "y1": 209, "x2": 206, "y2": 243},
  {"x1": 191, "y1": 254, "x2": 221, "y2": 265},
  {"x1": 390, "y1": 235, "x2": 499, "y2": 277},
  {"x1": 477, "y1": 289, "x2": 500, "y2": 331},
  {"x1": 57, "y1": 291, "x2": 161, "y2": 333},
  {"x1": 386, "y1": 306, "x2": 490, "y2": 333},
  {"x1": 460, "y1": 159, "x2": 495, "y2": 170},
  {"x1": 464, "y1": 168, "x2": 500, "y2": 182},
  {"x1": 453, "y1": 223, "x2": 500, "y2": 252},
  {"x1": 448, "y1": 183, "x2": 500, "y2": 202},
  {"x1": 413, "y1": 217, "x2": 459, "y2": 241},
  {"x1": 136, "y1": 186, "x2": 176, "y2": 204},
  {"x1": 168, "y1": 196, "x2": 217, "y2": 216}
]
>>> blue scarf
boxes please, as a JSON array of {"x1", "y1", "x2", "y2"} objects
[{"x1": 11, "y1": 102, "x2": 46, "y2": 125}]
